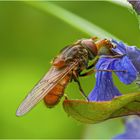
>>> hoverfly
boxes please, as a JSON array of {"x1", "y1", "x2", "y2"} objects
[{"x1": 16, "y1": 37, "x2": 116, "y2": 116}]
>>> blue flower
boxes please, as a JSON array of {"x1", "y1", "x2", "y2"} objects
[
  {"x1": 88, "y1": 56, "x2": 137, "y2": 101},
  {"x1": 112, "y1": 40, "x2": 140, "y2": 73},
  {"x1": 88, "y1": 40, "x2": 138, "y2": 101},
  {"x1": 113, "y1": 116, "x2": 140, "y2": 139},
  {"x1": 88, "y1": 57, "x2": 121, "y2": 101}
]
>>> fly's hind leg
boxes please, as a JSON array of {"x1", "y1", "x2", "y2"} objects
[{"x1": 72, "y1": 71, "x2": 89, "y2": 101}]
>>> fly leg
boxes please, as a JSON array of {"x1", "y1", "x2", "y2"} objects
[
  {"x1": 86, "y1": 56, "x2": 99, "y2": 70},
  {"x1": 79, "y1": 70, "x2": 95, "y2": 77},
  {"x1": 85, "y1": 54, "x2": 125, "y2": 70},
  {"x1": 72, "y1": 71, "x2": 89, "y2": 101},
  {"x1": 64, "y1": 94, "x2": 68, "y2": 100},
  {"x1": 96, "y1": 69, "x2": 127, "y2": 72},
  {"x1": 80, "y1": 69, "x2": 126, "y2": 77},
  {"x1": 79, "y1": 56, "x2": 99, "y2": 77},
  {"x1": 102, "y1": 54, "x2": 126, "y2": 58},
  {"x1": 79, "y1": 56, "x2": 98, "y2": 77}
]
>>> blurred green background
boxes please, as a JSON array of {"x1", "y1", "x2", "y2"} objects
[{"x1": 0, "y1": 1, "x2": 140, "y2": 139}]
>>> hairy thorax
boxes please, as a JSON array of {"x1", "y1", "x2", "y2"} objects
[{"x1": 52, "y1": 45, "x2": 89, "y2": 70}]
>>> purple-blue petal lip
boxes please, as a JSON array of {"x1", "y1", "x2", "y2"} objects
[
  {"x1": 112, "y1": 39, "x2": 140, "y2": 73},
  {"x1": 88, "y1": 50, "x2": 137, "y2": 101},
  {"x1": 113, "y1": 56, "x2": 137, "y2": 84},
  {"x1": 88, "y1": 57, "x2": 121, "y2": 101}
]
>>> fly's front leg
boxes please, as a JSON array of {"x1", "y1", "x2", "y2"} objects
[
  {"x1": 101, "y1": 54, "x2": 126, "y2": 58},
  {"x1": 85, "y1": 54, "x2": 125, "y2": 70},
  {"x1": 86, "y1": 56, "x2": 99, "y2": 70},
  {"x1": 79, "y1": 56, "x2": 99, "y2": 77},
  {"x1": 79, "y1": 69, "x2": 126, "y2": 77},
  {"x1": 72, "y1": 71, "x2": 89, "y2": 101},
  {"x1": 79, "y1": 69, "x2": 95, "y2": 77},
  {"x1": 96, "y1": 69, "x2": 127, "y2": 72}
]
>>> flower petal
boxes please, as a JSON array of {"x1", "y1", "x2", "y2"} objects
[
  {"x1": 88, "y1": 57, "x2": 121, "y2": 101},
  {"x1": 112, "y1": 39, "x2": 127, "y2": 54},
  {"x1": 112, "y1": 39, "x2": 140, "y2": 73},
  {"x1": 127, "y1": 46, "x2": 140, "y2": 72},
  {"x1": 88, "y1": 55, "x2": 137, "y2": 101},
  {"x1": 113, "y1": 56, "x2": 137, "y2": 84}
]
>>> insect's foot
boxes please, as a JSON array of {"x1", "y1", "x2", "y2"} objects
[
  {"x1": 64, "y1": 94, "x2": 68, "y2": 100},
  {"x1": 86, "y1": 97, "x2": 90, "y2": 102}
]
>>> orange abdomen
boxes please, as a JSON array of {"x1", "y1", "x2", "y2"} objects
[{"x1": 44, "y1": 75, "x2": 71, "y2": 108}]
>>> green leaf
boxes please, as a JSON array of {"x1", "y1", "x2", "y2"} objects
[
  {"x1": 126, "y1": 1, "x2": 140, "y2": 29},
  {"x1": 110, "y1": 0, "x2": 140, "y2": 30},
  {"x1": 63, "y1": 92, "x2": 140, "y2": 124},
  {"x1": 138, "y1": 16, "x2": 140, "y2": 29}
]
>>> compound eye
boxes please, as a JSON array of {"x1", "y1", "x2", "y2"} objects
[{"x1": 81, "y1": 39, "x2": 97, "y2": 55}]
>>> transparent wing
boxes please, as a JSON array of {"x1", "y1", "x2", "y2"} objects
[{"x1": 16, "y1": 62, "x2": 78, "y2": 116}]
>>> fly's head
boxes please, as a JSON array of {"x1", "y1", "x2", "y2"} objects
[
  {"x1": 96, "y1": 39, "x2": 116, "y2": 50},
  {"x1": 96, "y1": 39, "x2": 116, "y2": 55},
  {"x1": 80, "y1": 37, "x2": 98, "y2": 60}
]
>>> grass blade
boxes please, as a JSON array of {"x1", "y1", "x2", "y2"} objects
[{"x1": 24, "y1": 1, "x2": 120, "y2": 40}]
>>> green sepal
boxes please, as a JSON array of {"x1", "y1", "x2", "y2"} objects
[{"x1": 63, "y1": 92, "x2": 140, "y2": 124}]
